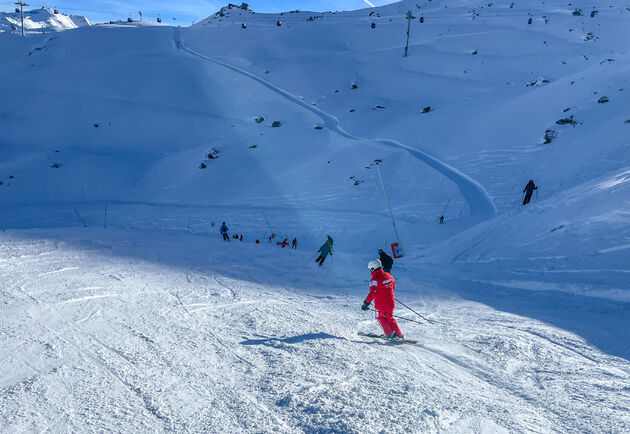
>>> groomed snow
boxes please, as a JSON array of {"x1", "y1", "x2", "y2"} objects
[{"x1": 1, "y1": 227, "x2": 628, "y2": 432}]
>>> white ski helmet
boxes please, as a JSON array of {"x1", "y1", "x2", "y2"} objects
[{"x1": 368, "y1": 259, "x2": 382, "y2": 272}]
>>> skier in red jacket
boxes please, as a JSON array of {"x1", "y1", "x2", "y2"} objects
[{"x1": 361, "y1": 259, "x2": 403, "y2": 339}]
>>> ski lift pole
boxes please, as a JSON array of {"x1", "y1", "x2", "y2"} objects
[
  {"x1": 74, "y1": 208, "x2": 87, "y2": 227},
  {"x1": 375, "y1": 160, "x2": 403, "y2": 255},
  {"x1": 262, "y1": 211, "x2": 274, "y2": 235},
  {"x1": 403, "y1": 11, "x2": 415, "y2": 57},
  {"x1": 15, "y1": 1, "x2": 28, "y2": 37}
]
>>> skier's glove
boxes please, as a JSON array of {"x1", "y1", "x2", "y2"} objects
[{"x1": 361, "y1": 301, "x2": 370, "y2": 311}]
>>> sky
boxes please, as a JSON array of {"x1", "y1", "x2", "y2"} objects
[{"x1": 0, "y1": 1, "x2": 395, "y2": 25}]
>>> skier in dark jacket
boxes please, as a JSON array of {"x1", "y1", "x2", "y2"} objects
[
  {"x1": 522, "y1": 179, "x2": 538, "y2": 205},
  {"x1": 315, "y1": 240, "x2": 332, "y2": 266},
  {"x1": 220, "y1": 222, "x2": 230, "y2": 241},
  {"x1": 378, "y1": 249, "x2": 394, "y2": 273}
]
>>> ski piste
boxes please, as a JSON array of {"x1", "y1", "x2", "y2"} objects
[{"x1": 358, "y1": 331, "x2": 420, "y2": 346}]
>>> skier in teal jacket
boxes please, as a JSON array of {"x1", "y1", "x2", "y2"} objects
[{"x1": 315, "y1": 240, "x2": 332, "y2": 266}]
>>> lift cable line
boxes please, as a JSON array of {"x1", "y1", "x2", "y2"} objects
[{"x1": 374, "y1": 160, "x2": 403, "y2": 255}]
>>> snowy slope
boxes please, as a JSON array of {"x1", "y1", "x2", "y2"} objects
[
  {"x1": 1, "y1": 0, "x2": 629, "y2": 432},
  {"x1": 1, "y1": 227, "x2": 628, "y2": 432},
  {"x1": 0, "y1": 8, "x2": 89, "y2": 34}
]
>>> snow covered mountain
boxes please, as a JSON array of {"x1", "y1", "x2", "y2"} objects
[
  {"x1": 0, "y1": 7, "x2": 90, "y2": 34},
  {"x1": 0, "y1": 0, "x2": 629, "y2": 432}
]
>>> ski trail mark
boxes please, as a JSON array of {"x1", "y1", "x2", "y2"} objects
[
  {"x1": 59, "y1": 294, "x2": 118, "y2": 304},
  {"x1": 173, "y1": 28, "x2": 496, "y2": 224}
]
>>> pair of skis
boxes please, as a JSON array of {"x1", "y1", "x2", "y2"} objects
[{"x1": 358, "y1": 331, "x2": 420, "y2": 346}]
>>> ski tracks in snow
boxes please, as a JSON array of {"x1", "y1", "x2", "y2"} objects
[
  {"x1": 174, "y1": 28, "x2": 496, "y2": 226},
  {"x1": 2, "y1": 231, "x2": 630, "y2": 431}
]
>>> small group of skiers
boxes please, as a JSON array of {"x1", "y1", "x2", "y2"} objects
[
  {"x1": 277, "y1": 238, "x2": 298, "y2": 249},
  {"x1": 269, "y1": 233, "x2": 298, "y2": 249},
  {"x1": 219, "y1": 222, "x2": 243, "y2": 241},
  {"x1": 220, "y1": 222, "x2": 301, "y2": 249}
]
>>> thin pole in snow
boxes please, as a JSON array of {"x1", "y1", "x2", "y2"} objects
[
  {"x1": 375, "y1": 160, "x2": 403, "y2": 254},
  {"x1": 74, "y1": 208, "x2": 87, "y2": 227},
  {"x1": 104, "y1": 204, "x2": 108, "y2": 229},
  {"x1": 262, "y1": 212, "x2": 274, "y2": 235}
]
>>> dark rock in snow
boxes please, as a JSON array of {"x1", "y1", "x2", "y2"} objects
[
  {"x1": 556, "y1": 115, "x2": 578, "y2": 126},
  {"x1": 543, "y1": 129, "x2": 557, "y2": 144}
]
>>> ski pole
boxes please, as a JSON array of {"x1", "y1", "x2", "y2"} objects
[
  {"x1": 395, "y1": 298, "x2": 437, "y2": 324},
  {"x1": 306, "y1": 253, "x2": 318, "y2": 264},
  {"x1": 74, "y1": 208, "x2": 87, "y2": 227},
  {"x1": 366, "y1": 307, "x2": 424, "y2": 325}
]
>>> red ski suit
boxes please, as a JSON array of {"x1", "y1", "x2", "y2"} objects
[{"x1": 365, "y1": 269, "x2": 403, "y2": 338}]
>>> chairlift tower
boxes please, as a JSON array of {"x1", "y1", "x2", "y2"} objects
[
  {"x1": 15, "y1": 1, "x2": 29, "y2": 37},
  {"x1": 403, "y1": 11, "x2": 415, "y2": 57}
]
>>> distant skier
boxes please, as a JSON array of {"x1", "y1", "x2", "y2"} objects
[
  {"x1": 280, "y1": 238, "x2": 289, "y2": 248},
  {"x1": 439, "y1": 215, "x2": 444, "y2": 224},
  {"x1": 522, "y1": 179, "x2": 538, "y2": 205},
  {"x1": 220, "y1": 222, "x2": 229, "y2": 241},
  {"x1": 378, "y1": 249, "x2": 394, "y2": 273},
  {"x1": 239, "y1": 234, "x2": 243, "y2": 242},
  {"x1": 361, "y1": 259, "x2": 403, "y2": 339},
  {"x1": 315, "y1": 239, "x2": 332, "y2": 266},
  {"x1": 292, "y1": 238, "x2": 298, "y2": 249}
]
